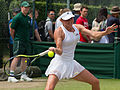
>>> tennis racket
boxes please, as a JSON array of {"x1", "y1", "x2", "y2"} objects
[{"x1": 4, "y1": 50, "x2": 49, "y2": 77}]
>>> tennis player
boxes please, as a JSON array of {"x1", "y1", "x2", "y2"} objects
[
  {"x1": 8, "y1": 1, "x2": 32, "y2": 82},
  {"x1": 45, "y1": 11, "x2": 117, "y2": 90}
]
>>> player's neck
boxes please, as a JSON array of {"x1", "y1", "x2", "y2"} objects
[{"x1": 63, "y1": 25, "x2": 74, "y2": 32}]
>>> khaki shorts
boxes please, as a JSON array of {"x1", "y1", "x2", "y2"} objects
[{"x1": 13, "y1": 40, "x2": 32, "y2": 56}]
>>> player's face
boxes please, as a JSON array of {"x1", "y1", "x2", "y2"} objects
[
  {"x1": 62, "y1": 17, "x2": 74, "y2": 26},
  {"x1": 21, "y1": 6, "x2": 30, "y2": 15}
]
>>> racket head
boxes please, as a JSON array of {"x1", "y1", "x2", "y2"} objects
[{"x1": 4, "y1": 56, "x2": 31, "y2": 77}]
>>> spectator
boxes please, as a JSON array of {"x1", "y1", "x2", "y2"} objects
[
  {"x1": 55, "y1": 8, "x2": 70, "y2": 30},
  {"x1": 107, "y1": 10, "x2": 112, "y2": 19},
  {"x1": 73, "y1": 3, "x2": 82, "y2": 24},
  {"x1": 76, "y1": 6, "x2": 90, "y2": 43},
  {"x1": 8, "y1": 7, "x2": 20, "y2": 66},
  {"x1": 8, "y1": 1, "x2": 32, "y2": 82},
  {"x1": 91, "y1": 7, "x2": 109, "y2": 43},
  {"x1": 45, "y1": 9, "x2": 55, "y2": 42},
  {"x1": 29, "y1": 9, "x2": 42, "y2": 42},
  {"x1": 107, "y1": 6, "x2": 120, "y2": 43}
]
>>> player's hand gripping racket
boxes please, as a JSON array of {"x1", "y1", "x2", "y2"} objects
[{"x1": 4, "y1": 50, "x2": 49, "y2": 77}]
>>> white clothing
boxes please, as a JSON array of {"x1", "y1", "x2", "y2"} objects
[
  {"x1": 98, "y1": 36, "x2": 109, "y2": 43},
  {"x1": 55, "y1": 16, "x2": 62, "y2": 30},
  {"x1": 92, "y1": 19, "x2": 109, "y2": 43},
  {"x1": 45, "y1": 25, "x2": 85, "y2": 80},
  {"x1": 45, "y1": 17, "x2": 53, "y2": 37}
]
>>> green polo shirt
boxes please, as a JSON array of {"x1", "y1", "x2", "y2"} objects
[{"x1": 11, "y1": 12, "x2": 31, "y2": 42}]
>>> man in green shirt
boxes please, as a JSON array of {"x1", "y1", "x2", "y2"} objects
[{"x1": 8, "y1": 1, "x2": 32, "y2": 82}]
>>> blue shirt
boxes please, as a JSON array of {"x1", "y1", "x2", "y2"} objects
[
  {"x1": 107, "y1": 16, "x2": 120, "y2": 43},
  {"x1": 9, "y1": 19, "x2": 13, "y2": 44},
  {"x1": 74, "y1": 14, "x2": 80, "y2": 24},
  {"x1": 30, "y1": 19, "x2": 38, "y2": 38}
]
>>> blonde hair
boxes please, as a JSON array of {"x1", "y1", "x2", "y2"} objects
[{"x1": 58, "y1": 8, "x2": 71, "y2": 16}]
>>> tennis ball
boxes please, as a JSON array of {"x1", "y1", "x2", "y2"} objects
[
  {"x1": 48, "y1": 51, "x2": 54, "y2": 57},
  {"x1": 25, "y1": 60, "x2": 27, "y2": 63}
]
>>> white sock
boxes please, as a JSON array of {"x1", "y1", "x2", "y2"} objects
[{"x1": 10, "y1": 70, "x2": 14, "y2": 76}]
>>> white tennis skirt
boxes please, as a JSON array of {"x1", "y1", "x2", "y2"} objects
[{"x1": 45, "y1": 57, "x2": 85, "y2": 80}]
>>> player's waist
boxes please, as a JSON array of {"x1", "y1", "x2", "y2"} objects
[{"x1": 55, "y1": 53, "x2": 74, "y2": 61}]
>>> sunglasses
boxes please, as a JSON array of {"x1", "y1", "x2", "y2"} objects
[{"x1": 49, "y1": 13, "x2": 55, "y2": 15}]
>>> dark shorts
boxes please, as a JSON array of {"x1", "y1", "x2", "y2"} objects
[
  {"x1": 9, "y1": 43, "x2": 13, "y2": 57},
  {"x1": 13, "y1": 40, "x2": 32, "y2": 56}
]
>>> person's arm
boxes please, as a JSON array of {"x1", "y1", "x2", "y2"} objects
[
  {"x1": 48, "y1": 30, "x2": 54, "y2": 39},
  {"x1": 9, "y1": 22, "x2": 15, "y2": 40},
  {"x1": 49, "y1": 27, "x2": 63, "y2": 55},
  {"x1": 10, "y1": 15, "x2": 19, "y2": 40},
  {"x1": 10, "y1": 28, "x2": 15, "y2": 40},
  {"x1": 34, "y1": 29, "x2": 42, "y2": 42},
  {"x1": 47, "y1": 21, "x2": 54, "y2": 39},
  {"x1": 75, "y1": 24, "x2": 117, "y2": 41}
]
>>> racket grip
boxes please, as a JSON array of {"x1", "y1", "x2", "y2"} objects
[{"x1": 38, "y1": 50, "x2": 49, "y2": 56}]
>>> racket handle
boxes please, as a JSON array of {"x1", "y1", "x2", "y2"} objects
[{"x1": 38, "y1": 50, "x2": 49, "y2": 56}]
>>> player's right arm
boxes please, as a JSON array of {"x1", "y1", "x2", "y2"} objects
[{"x1": 49, "y1": 27, "x2": 64, "y2": 55}]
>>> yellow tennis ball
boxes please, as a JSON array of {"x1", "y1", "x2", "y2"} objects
[
  {"x1": 48, "y1": 51, "x2": 54, "y2": 57},
  {"x1": 25, "y1": 60, "x2": 27, "y2": 63}
]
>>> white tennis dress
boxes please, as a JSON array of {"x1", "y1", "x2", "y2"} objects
[{"x1": 45, "y1": 25, "x2": 85, "y2": 80}]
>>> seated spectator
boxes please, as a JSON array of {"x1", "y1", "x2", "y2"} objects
[
  {"x1": 91, "y1": 7, "x2": 109, "y2": 43},
  {"x1": 45, "y1": 9, "x2": 55, "y2": 42}
]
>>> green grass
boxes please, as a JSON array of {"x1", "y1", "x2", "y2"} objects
[
  {"x1": 45, "y1": 79, "x2": 120, "y2": 90},
  {"x1": 1, "y1": 78, "x2": 120, "y2": 90}
]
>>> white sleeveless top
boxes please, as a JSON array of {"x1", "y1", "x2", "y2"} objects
[{"x1": 55, "y1": 24, "x2": 80, "y2": 61}]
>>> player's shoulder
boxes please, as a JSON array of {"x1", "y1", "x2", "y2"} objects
[
  {"x1": 54, "y1": 26, "x2": 64, "y2": 41},
  {"x1": 54, "y1": 26, "x2": 64, "y2": 35},
  {"x1": 73, "y1": 24, "x2": 84, "y2": 31}
]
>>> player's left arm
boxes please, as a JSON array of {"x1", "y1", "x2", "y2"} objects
[{"x1": 75, "y1": 24, "x2": 118, "y2": 41}]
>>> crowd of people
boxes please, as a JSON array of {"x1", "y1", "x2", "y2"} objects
[
  {"x1": 9, "y1": 2, "x2": 120, "y2": 44},
  {"x1": 8, "y1": 1, "x2": 119, "y2": 90},
  {"x1": 37, "y1": 3, "x2": 120, "y2": 44}
]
